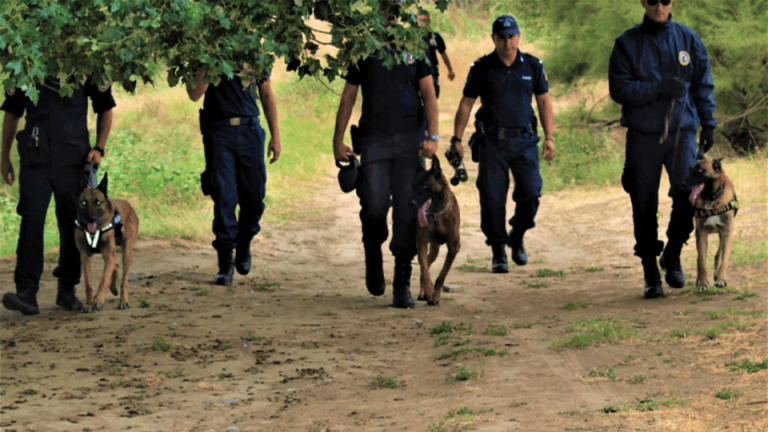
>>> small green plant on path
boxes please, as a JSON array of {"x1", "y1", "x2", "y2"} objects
[
  {"x1": 537, "y1": 268, "x2": 565, "y2": 277},
  {"x1": 554, "y1": 317, "x2": 646, "y2": 349},
  {"x1": 483, "y1": 326, "x2": 507, "y2": 336},
  {"x1": 152, "y1": 336, "x2": 172, "y2": 352},
  {"x1": 139, "y1": 298, "x2": 150, "y2": 308},
  {"x1": 588, "y1": 366, "x2": 616, "y2": 380},
  {"x1": 715, "y1": 389, "x2": 740, "y2": 400},
  {"x1": 584, "y1": 267, "x2": 604, "y2": 272},
  {"x1": 428, "y1": 407, "x2": 491, "y2": 432},
  {"x1": 371, "y1": 375, "x2": 405, "y2": 390},
  {"x1": 431, "y1": 321, "x2": 472, "y2": 335},
  {"x1": 562, "y1": 301, "x2": 591, "y2": 311},
  {"x1": 726, "y1": 359, "x2": 767, "y2": 374},
  {"x1": 734, "y1": 291, "x2": 759, "y2": 301},
  {"x1": 451, "y1": 366, "x2": 483, "y2": 381},
  {"x1": 630, "y1": 375, "x2": 646, "y2": 384}
]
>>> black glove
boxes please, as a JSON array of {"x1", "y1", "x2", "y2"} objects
[
  {"x1": 657, "y1": 77, "x2": 686, "y2": 99},
  {"x1": 700, "y1": 126, "x2": 715, "y2": 154}
]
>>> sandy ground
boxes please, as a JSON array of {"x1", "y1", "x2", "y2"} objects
[{"x1": 1, "y1": 156, "x2": 766, "y2": 432}]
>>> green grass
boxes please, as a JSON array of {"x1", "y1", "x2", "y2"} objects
[
  {"x1": 450, "y1": 366, "x2": 483, "y2": 381},
  {"x1": 665, "y1": 318, "x2": 761, "y2": 340},
  {"x1": 151, "y1": 336, "x2": 172, "y2": 352},
  {"x1": 371, "y1": 375, "x2": 405, "y2": 390},
  {"x1": 252, "y1": 281, "x2": 280, "y2": 292},
  {"x1": 428, "y1": 406, "x2": 491, "y2": 432},
  {"x1": 554, "y1": 317, "x2": 646, "y2": 349},
  {"x1": 431, "y1": 321, "x2": 472, "y2": 336},
  {"x1": 457, "y1": 256, "x2": 489, "y2": 270},
  {"x1": 726, "y1": 359, "x2": 768, "y2": 374},
  {"x1": 630, "y1": 375, "x2": 646, "y2": 384},
  {"x1": 584, "y1": 267, "x2": 604, "y2": 272},
  {"x1": 734, "y1": 291, "x2": 760, "y2": 301},
  {"x1": 483, "y1": 326, "x2": 507, "y2": 336},
  {"x1": 715, "y1": 389, "x2": 740, "y2": 400},
  {"x1": 537, "y1": 268, "x2": 566, "y2": 277},
  {"x1": 588, "y1": 365, "x2": 616, "y2": 380},
  {"x1": 562, "y1": 301, "x2": 591, "y2": 311},
  {"x1": 706, "y1": 308, "x2": 763, "y2": 320},
  {"x1": 604, "y1": 396, "x2": 688, "y2": 413},
  {"x1": 512, "y1": 322, "x2": 534, "y2": 329},
  {"x1": 138, "y1": 298, "x2": 150, "y2": 308},
  {"x1": 438, "y1": 347, "x2": 480, "y2": 360}
]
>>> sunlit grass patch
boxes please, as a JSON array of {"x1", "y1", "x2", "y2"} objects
[
  {"x1": 371, "y1": 375, "x2": 405, "y2": 390},
  {"x1": 554, "y1": 317, "x2": 647, "y2": 349},
  {"x1": 562, "y1": 301, "x2": 591, "y2": 311},
  {"x1": 726, "y1": 359, "x2": 767, "y2": 374},
  {"x1": 428, "y1": 406, "x2": 492, "y2": 432}
]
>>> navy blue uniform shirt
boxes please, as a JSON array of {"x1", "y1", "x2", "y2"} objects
[
  {"x1": 1, "y1": 76, "x2": 116, "y2": 168},
  {"x1": 463, "y1": 51, "x2": 548, "y2": 129},
  {"x1": 423, "y1": 32, "x2": 446, "y2": 77},
  {"x1": 202, "y1": 71, "x2": 269, "y2": 121},
  {"x1": 344, "y1": 49, "x2": 433, "y2": 137},
  {"x1": 609, "y1": 14, "x2": 716, "y2": 133}
]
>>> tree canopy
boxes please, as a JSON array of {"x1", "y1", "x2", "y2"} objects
[{"x1": 0, "y1": 0, "x2": 450, "y2": 102}]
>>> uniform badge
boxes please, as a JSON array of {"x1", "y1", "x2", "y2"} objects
[
  {"x1": 429, "y1": 37, "x2": 436, "y2": 47},
  {"x1": 6, "y1": 86, "x2": 15, "y2": 96},
  {"x1": 678, "y1": 51, "x2": 691, "y2": 66},
  {"x1": 404, "y1": 52, "x2": 415, "y2": 65}
]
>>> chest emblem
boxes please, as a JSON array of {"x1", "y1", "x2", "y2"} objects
[
  {"x1": 404, "y1": 52, "x2": 415, "y2": 65},
  {"x1": 679, "y1": 51, "x2": 691, "y2": 66},
  {"x1": 430, "y1": 38, "x2": 437, "y2": 47}
]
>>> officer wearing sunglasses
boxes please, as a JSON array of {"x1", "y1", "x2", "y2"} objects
[{"x1": 609, "y1": 0, "x2": 716, "y2": 299}]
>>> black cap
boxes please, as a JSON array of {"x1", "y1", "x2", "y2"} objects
[{"x1": 492, "y1": 15, "x2": 520, "y2": 36}]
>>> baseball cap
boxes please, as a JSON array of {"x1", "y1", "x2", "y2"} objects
[{"x1": 492, "y1": 15, "x2": 520, "y2": 36}]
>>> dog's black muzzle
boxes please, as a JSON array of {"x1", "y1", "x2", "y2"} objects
[{"x1": 411, "y1": 170, "x2": 437, "y2": 214}]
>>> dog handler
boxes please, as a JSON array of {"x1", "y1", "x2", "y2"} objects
[
  {"x1": 1, "y1": 76, "x2": 115, "y2": 315},
  {"x1": 418, "y1": 11, "x2": 456, "y2": 99},
  {"x1": 187, "y1": 68, "x2": 281, "y2": 285},
  {"x1": 332, "y1": 0, "x2": 439, "y2": 308},
  {"x1": 609, "y1": 0, "x2": 716, "y2": 298},
  {"x1": 452, "y1": 15, "x2": 555, "y2": 274}
]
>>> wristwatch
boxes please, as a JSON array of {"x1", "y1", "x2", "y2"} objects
[
  {"x1": 427, "y1": 134, "x2": 439, "y2": 141},
  {"x1": 93, "y1": 146, "x2": 105, "y2": 157}
]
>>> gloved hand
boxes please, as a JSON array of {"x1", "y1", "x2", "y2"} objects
[
  {"x1": 657, "y1": 77, "x2": 686, "y2": 99},
  {"x1": 700, "y1": 126, "x2": 715, "y2": 154}
]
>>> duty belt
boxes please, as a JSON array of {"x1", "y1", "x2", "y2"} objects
[
  {"x1": 206, "y1": 116, "x2": 258, "y2": 127},
  {"x1": 485, "y1": 125, "x2": 533, "y2": 140}
]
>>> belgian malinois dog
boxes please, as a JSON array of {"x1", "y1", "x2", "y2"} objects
[
  {"x1": 411, "y1": 156, "x2": 461, "y2": 306},
  {"x1": 75, "y1": 173, "x2": 140, "y2": 311},
  {"x1": 686, "y1": 158, "x2": 738, "y2": 291}
]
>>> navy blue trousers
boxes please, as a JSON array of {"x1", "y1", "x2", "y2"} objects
[
  {"x1": 15, "y1": 166, "x2": 82, "y2": 294},
  {"x1": 356, "y1": 130, "x2": 424, "y2": 259},
  {"x1": 477, "y1": 133, "x2": 542, "y2": 246},
  {"x1": 621, "y1": 129, "x2": 697, "y2": 258},
  {"x1": 202, "y1": 122, "x2": 267, "y2": 251}
]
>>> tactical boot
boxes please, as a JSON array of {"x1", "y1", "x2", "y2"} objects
[
  {"x1": 642, "y1": 258, "x2": 664, "y2": 299},
  {"x1": 235, "y1": 241, "x2": 252, "y2": 276},
  {"x1": 214, "y1": 248, "x2": 234, "y2": 286},
  {"x1": 392, "y1": 258, "x2": 415, "y2": 309},
  {"x1": 56, "y1": 281, "x2": 84, "y2": 311},
  {"x1": 365, "y1": 246, "x2": 386, "y2": 296},
  {"x1": 659, "y1": 242, "x2": 685, "y2": 288},
  {"x1": 2, "y1": 288, "x2": 39, "y2": 315},
  {"x1": 491, "y1": 244, "x2": 509, "y2": 273},
  {"x1": 508, "y1": 229, "x2": 528, "y2": 266}
]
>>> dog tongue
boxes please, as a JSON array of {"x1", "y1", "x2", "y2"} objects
[
  {"x1": 417, "y1": 200, "x2": 431, "y2": 228},
  {"x1": 87, "y1": 223, "x2": 97, "y2": 233},
  {"x1": 689, "y1": 184, "x2": 704, "y2": 205}
]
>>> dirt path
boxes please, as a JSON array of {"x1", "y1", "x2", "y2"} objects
[{"x1": 1, "y1": 160, "x2": 766, "y2": 432}]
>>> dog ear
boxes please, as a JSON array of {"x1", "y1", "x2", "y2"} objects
[
  {"x1": 97, "y1": 172, "x2": 109, "y2": 198},
  {"x1": 431, "y1": 155, "x2": 442, "y2": 179},
  {"x1": 712, "y1": 158, "x2": 723, "y2": 173}
]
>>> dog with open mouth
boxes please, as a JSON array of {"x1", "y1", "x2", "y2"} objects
[
  {"x1": 686, "y1": 158, "x2": 738, "y2": 291},
  {"x1": 75, "y1": 172, "x2": 140, "y2": 311},
  {"x1": 411, "y1": 156, "x2": 461, "y2": 305}
]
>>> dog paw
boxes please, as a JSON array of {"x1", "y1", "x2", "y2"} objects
[
  {"x1": 417, "y1": 294, "x2": 428, "y2": 302},
  {"x1": 426, "y1": 298, "x2": 440, "y2": 306},
  {"x1": 696, "y1": 280, "x2": 709, "y2": 292},
  {"x1": 86, "y1": 302, "x2": 104, "y2": 313},
  {"x1": 118, "y1": 302, "x2": 130, "y2": 310},
  {"x1": 714, "y1": 278, "x2": 727, "y2": 288}
]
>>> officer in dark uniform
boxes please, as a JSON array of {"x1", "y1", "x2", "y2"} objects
[
  {"x1": 332, "y1": 0, "x2": 439, "y2": 309},
  {"x1": 609, "y1": 0, "x2": 716, "y2": 299},
  {"x1": 452, "y1": 15, "x2": 555, "y2": 273},
  {"x1": 1, "y1": 76, "x2": 116, "y2": 315},
  {"x1": 418, "y1": 12, "x2": 456, "y2": 99},
  {"x1": 187, "y1": 68, "x2": 281, "y2": 285}
]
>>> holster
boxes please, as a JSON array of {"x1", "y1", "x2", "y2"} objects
[
  {"x1": 468, "y1": 119, "x2": 486, "y2": 163},
  {"x1": 350, "y1": 124, "x2": 361, "y2": 155}
]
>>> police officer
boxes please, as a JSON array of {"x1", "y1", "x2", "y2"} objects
[
  {"x1": 609, "y1": 0, "x2": 716, "y2": 299},
  {"x1": 452, "y1": 15, "x2": 555, "y2": 273},
  {"x1": 418, "y1": 11, "x2": 456, "y2": 99},
  {"x1": 1, "y1": 76, "x2": 116, "y2": 315},
  {"x1": 332, "y1": 0, "x2": 439, "y2": 309},
  {"x1": 187, "y1": 68, "x2": 281, "y2": 285}
]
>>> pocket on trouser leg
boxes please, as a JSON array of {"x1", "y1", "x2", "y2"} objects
[
  {"x1": 200, "y1": 171, "x2": 212, "y2": 196},
  {"x1": 621, "y1": 164, "x2": 635, "y2": 195}
]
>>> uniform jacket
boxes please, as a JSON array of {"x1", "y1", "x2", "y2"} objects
[{"x1": 609, "y1": 14, "x2": 716, "y2": 134}]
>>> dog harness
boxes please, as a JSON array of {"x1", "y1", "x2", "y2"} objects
[
  {"x1": 75, "y1": 211, "x2": 123, "y2": 253},
  {"x1": 695, "y1": 200, "x2": 738, "y2": 219}
]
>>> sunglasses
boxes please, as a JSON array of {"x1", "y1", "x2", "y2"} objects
[{"x1": 647, "y1": 0, "x2": 672, "y2": 5}]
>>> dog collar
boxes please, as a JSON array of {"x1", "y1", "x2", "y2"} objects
[
  {"x1": 704, "y1": 183, "x2": 725, "y2": 201},
  {"x1": 695, "y1": 200, "x2": 738, "y2": 219},
  {"x1": 75, "y1": 212, "x2": 122, "y2": 251}
]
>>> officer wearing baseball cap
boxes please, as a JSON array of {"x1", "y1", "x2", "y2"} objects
[
  {"x1": 452, "y1": 15, "x2": 555, "y2": 273},
  {"x1": 609, "y1": 0, "x2": 716, "y2": 299}
]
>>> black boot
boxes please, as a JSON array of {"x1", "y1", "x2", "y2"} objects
[
  {"x1": 491, "y1": 244, "x2": 509, "y2": 273},
  {"x1": 508, "y1": 229, "x2": 528, "y2": 266},
  {"x1": 2, "y1": 288, "x2": 40, "y2": 315},
  {"x1": 56, "y1": 280, "x2": 84, "y2": 311},
  {"x1": 235, "y1": 241, "x2": 252, "y2": 276},
  {"x1": 659, "y1": 241, "x2": 685, "y2": 289},
  {"x1": 392, "y1": 258, "x2": 415, "y2": 309},
  {"x1": 365, "y1": 245, "x2": 385, "y2": 296},
  {"x1": 642, "y1": 258, "x2": 664, "y2": 299},
  {"x1": 214, "y1": 248, "x2": 234, "y2": 286}
]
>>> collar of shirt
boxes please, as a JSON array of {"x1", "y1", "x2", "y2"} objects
[
  {"x1": 641, "y1": 12, "x2": 674, "y2": 34},
  {"x1": 493, "y1": 49, "x2": 524, "y2": 68}
]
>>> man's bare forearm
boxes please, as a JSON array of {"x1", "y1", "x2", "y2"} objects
[{"x1": 95, "y1": 109, "x2": 113, "y2": 150}]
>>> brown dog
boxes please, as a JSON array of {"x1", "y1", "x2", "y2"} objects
[
  {"x1": 75, "y1": 173, "x2": 140, "y2": 311},
  {"x1": 686, "y1": 158, "x2": 738, "y2": 291},
  {"x1": 412, "y1": 156, "x2": 461, "y2": 306}
]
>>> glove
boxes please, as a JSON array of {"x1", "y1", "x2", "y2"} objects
[
  {"x1": 657, "y1": 77, "x2": 686, "y2": 99},
  {"x1": 700, "y1": 126, "x2": 715, "y2": 154}
]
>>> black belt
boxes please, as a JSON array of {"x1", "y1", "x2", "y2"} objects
[
  {"x1": 206, "y1": 116, "x2": 258, "y2": 127},
  {"x1": 485, "y1": 125, "x2": 532, "y2": 140}
]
